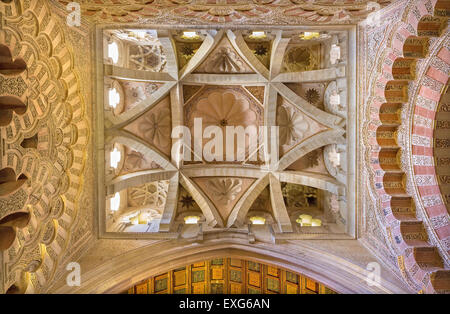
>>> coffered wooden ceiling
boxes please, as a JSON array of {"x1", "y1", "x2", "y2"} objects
[{"x1": 126, "y1": 258, "x2": 337, "y2": 294}]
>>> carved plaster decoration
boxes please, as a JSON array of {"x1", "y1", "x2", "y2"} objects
[
  {"x1": 138, "y1": 108, "x2": 172, "y2": 148},
  {"x1": 248, "y1": 42, "x2": 272, "y2": 69},
  {"x1": 195, "y1": 36, "x2": 254, "y2": 74},
  {"x1": 328, "y1": 193, "x2": 339, "y2": 213},
  {"x1": 172, "y1": 30, "x2": 206, "y2": 69},
  {"x1": 283, "y1": 45, "x2": 321, "y2": 72},
  {"x1": 359, "y1": 0, "x2": 450, "y2": 293},
  {"x1": 0, "y1": 0, "x2": 91, "y2": 293},
  {"x1": 193, "y1": 177, "x2": 255, "y2": 222},
  {"x1": 113, "y1": 208, "x2": 162, "y2": 232},
  {"x1": 128, "y1": 181, "x2": 169, "y2": 208},
  {"x1": 122, "y1": 147, "x2": 161, "y2": 174},
  {"x1": 180, "y1": 194, "x2": 195, "y2": 210},
  {"x1": 183, "y1": 84, "x2": 204, "y2": 103},
  {"x1": 208, "y1": 178, "x2": 243, "y2": 205},
  {"x1": 253, "y1": 44, "x2": 269, "y2": 57},
  {"x1": 0, "y1": 46, "x2": 27, "y2": 127},
  {"x1": 434, "y1": 86, "x2": 450, "y2": 213},
  {"x1": 286, "y1": 148, "x2": 330, "y2": 175},
  {"x1": 285, "y1": 82, "x2": 326, "y2": 109},
  {"x1": 284, "y1": 0, "x2": 389, "y2": 22},
  {"x1": 305, "y1": 150, "x2": 321, "y2": 168},
  {"x1": 191, "y1": 91, "x2": 257, "y2": 128},
  {"x1": 244, "y1": 86, "x2": 265, "y2": 105},
  {"x1": 186, "y1": 87, "x2": 262, "y2": 162},
  {"x1": 120, "y1": 81, "x2": 162, "y2": 112},
  {"x1": 282, "y1": 183, "x2": 318, "y2": 209},
  {"x1": 177, "y1": 42, "x2": 202, "y2": 69},
  {"x1": 277, "y1": 105, "x2": 310, "y2": 146},
  {"x1": 171, "y1": 0, "x2": 272, "y2": 23},
  {"x1": 277, "y1": 97, "x2": 328, "y2": 155},
  {"x1": 249, "y1": 187, "x2": 271, "y2": 212},
  {"x1": 57, "y1": 0, "x2": 160, "y2": 23},
  {"x1": 111, "y1": 29, "x2": 160, "y2": 45},
  {"x1": 129, "y1": 44, "x2": 167, "y2": 72},
  {"x1": 305, "y1": 88, "x2": 320, "y2": 104},
  {"x1": 54, "y1": 0, "x2": 392, "y2": 25},
  {"x1": 123, "y1": 97, "x2": 172, "y2": 156},
  {"x1": 175, "y1": 187, "x2": 203, "y2": 227},
  {"x1": 214, "y1": 47, "x2": 246, "y2": 73}
]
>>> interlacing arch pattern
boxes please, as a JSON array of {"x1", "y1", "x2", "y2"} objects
[
  {"x1": 408, "y1": 37, "x2": 449, "y2": 287},
  {"x1": 0, "y1": 0, "x2": 89, "y2": 293},
  {"x1": 366, "y1": 0, "x2": 449, "y2": 293}
]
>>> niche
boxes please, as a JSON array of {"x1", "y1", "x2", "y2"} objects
[
  {"x1": 5, "y1": 273, "x2": 29, "y2": 294},
  {"x1": 0, "y1": 168, "x2": 28, "y2": 197},
  {"x1": 0, "y1": 96, "x2": 27, "y2": 126},
  {"x1": 21, "y1": 133, "x2": 38, "y2": 149},
  {"x1": 0, "y1": 212, "x2": 30, "y2": 251},
  {"x1": 0, "y1": 44, "x2": 28, "y2": 126},
  {"x1": 0, "y1": 44, "x2": 27, "y2": 75}
]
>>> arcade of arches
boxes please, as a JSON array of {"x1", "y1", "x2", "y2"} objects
[{"x1": 0, "y1": 0, "x2": 449, "y2": 294}]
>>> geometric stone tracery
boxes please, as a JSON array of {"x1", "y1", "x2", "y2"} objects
[{"x1": 100, "y1": 27, "x2": 351, "y2": 238}]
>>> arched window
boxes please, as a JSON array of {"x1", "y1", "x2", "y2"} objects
[{"x1": 108, "y1": 41, "x2": 119, "y2": 64}]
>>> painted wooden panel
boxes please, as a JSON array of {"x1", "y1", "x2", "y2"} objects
[{"x1": 127, "y1": 258, "x2": 336, "y2": 294}]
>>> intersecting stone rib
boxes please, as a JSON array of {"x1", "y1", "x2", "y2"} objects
[
  {"x1": 157, "y1": 30, "x2": 179, "y2": 80},
  {"x1": 107, "y1": 131, "x2": 176, "y2": 171},
  {"x1": 270, "y1": 30, "x2": 291, "y2": 80},
  {"x1": 179, "y1": 30, "x2": 224, "y2": 80},
  {"x1": 105, "y1": 81, "x2": 176, "y2": 129},
  {"x1": 277, "y1": 128, "x2": 346, "y2": 171},
  {"x1": 272, "y1": 66, "x2": 346, "y2": 83},
  {"x1": 104, "y1": 64, "x2": 176, "y2": 82},
  {"x1": 180, "y1": 172, "x2": 224, "y2": 228},
  {"x1": 181, "y1": 166, "x2": 266, "y2": 179},
  {"x1": 269, "y1": 173, "x2": 293, "y2": 233},
  {"x1": 159, "y1": 172, "x2": 180, "y2": 232},
  {"x1": 227, "y1": 30, "x2": 270, "y2": 80},
  {"x1": 272, "y1": 82, "x2": 344, "y2": 128},
  {"x1": 227, "y1": 174, "x2": 270, "y2": 228},
  {"x1": 181, "y1": 73, "x2": 267, "y2": 84},
  {"x1": 107, "y1": 170, "x2": 177, "y2": 195},
  {"x1": 278, "y1": 171, "x2": 345, "y2": 195},
  {"x1": 170, "y1": 83, "x2": 184, "y2": 169}
]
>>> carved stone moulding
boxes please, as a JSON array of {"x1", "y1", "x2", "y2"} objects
[{"x1": 53, "y1": 0, "x2": 393, "y2": 25}]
